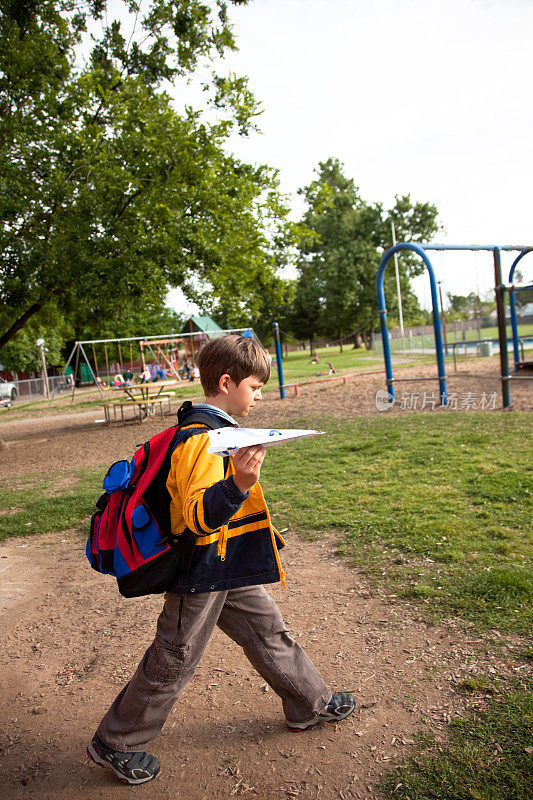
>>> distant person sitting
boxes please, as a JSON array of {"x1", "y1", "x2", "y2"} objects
[
  {"x1": 182, "y1": 362, "x2": 191, "y2": 380},
  {"x1": 122, "y1": 369, "x2": 134, "y2": 387},
  {"x1": 140, "y1": 367, "x2": 151, "y2": 383}
]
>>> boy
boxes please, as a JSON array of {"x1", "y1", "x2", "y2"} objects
[{"x1": 88, "y1": 334, "x2": 355, "y2": 785}]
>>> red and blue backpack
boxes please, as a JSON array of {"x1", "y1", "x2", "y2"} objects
[{"x1": 86, "y1": 404, "x2": 228, "y2": 598}]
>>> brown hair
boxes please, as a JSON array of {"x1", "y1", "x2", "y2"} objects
[{"x1": 198, "y1": 334, "x2": 271, "y2": 396}]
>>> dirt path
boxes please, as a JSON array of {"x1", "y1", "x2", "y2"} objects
[{"x1": 0, "y1": 357, "x2": 530, "y2": 799}]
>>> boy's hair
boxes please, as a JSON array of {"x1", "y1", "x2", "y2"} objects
[{"x1": 198, "y1": 334, "x2": 271, "y2": 396}]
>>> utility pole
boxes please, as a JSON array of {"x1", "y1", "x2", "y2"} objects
[
  {"x1": 272, "y1": 322, "x2": 285, "y2": 399},
  {"x1": 391, "y1": 221, "x2": 406, "y2": 354},
  {"x1": 437, "y1": 281, "x2": 449, "y2": 355},
  {"x1": 36, "y1": 338, "x2": 50, "y2": 399}
]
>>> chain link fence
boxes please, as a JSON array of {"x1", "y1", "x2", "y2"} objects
[
  {"x1": 372, "y1": 315, "x2": 533, "y2": 357},
  {"x1": 7, "y1": 374, "x2": 69, "y2": 399}
]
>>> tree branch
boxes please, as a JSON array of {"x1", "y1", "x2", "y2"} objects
[
  {"x1": 113, "y1": 188, "x2": 143, "y2": 219},
  {"x1": 0, "y1": 301, "x2": 46, "y2": 349}
]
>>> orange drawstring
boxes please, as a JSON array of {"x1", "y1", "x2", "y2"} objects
[{"x1": 217, "y1": 527, "x2": 228, "y2": 561}]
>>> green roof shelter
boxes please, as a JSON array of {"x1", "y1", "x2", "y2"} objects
[{"x1": 182, "y1": 316, "x2": 223, "y2": 335}]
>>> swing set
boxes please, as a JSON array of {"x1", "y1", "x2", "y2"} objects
[
  {"x1": 62, "y1": 328, "x2": 256, "y2": 400},
  {"x1": 376, "y1": 243, "x2": 533, "y2": 408}
]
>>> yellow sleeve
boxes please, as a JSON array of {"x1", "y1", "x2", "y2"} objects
[{"x1": 167, "y1": 431, "x2": 226, "y2": 536}]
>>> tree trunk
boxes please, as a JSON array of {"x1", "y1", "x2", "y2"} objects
[
  {"x1": 339, "y1": 332, "x2": 343, "y2": 353},
  {"x1": 0, "y1": 301, "x2": 46, "y2": 349}
]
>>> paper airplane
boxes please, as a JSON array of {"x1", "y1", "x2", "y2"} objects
[{"x1": 207, "y1": 427, "x2": 324, "y2": 456}]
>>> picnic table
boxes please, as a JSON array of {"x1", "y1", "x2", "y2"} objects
[
  {"x1": 122, "y1": 378, "x2": 178, "y2": 402},
  {"x1": 101, "y1": 379, "x2": 179, "y2": 424}
]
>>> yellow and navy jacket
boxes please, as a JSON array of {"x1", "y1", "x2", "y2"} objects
[{"x1": 166, "y1": 404, "x2": 285, "y2": 593}]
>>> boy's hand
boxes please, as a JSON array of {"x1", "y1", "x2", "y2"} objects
[{"x1": 232, "y1": 445, "x2": 266, "y2": 494}]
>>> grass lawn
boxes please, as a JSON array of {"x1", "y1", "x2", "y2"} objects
[
  {"x1": 0, "y1": 468, "x2": 103, "y2": 540},
  {"x1": 260, "y1": 411, "x2": 532, "y2": 800},
  {"x1": 261, "y1": 412, "x2": 532, "y2": 636},
  {"x1": 380, "y1": 685, "x2": 533, "y2": 800}
]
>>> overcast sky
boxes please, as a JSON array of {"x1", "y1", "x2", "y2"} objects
[{"x1": 162, "y1": 0, "x2": 533, "y2": 314}]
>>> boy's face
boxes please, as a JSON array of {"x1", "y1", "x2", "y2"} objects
[{"x1": 225, "y1": 375, "x2": 264, "y2": 418}]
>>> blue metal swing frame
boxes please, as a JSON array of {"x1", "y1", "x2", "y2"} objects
[
  {"x1": 508, "y1": 250, "x2": 533, "y2": 371},
  {"x1": 376, "y1": 243, "x2": 533, "y2": 408}
]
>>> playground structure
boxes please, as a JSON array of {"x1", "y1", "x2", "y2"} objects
[
  {"x1": 138, "y1": 337, "x2": 197, "y2": 380},
  {"x1": 63, "y1": 328, "x2": 256, "y2": 399},
  {"x1": 376, "y1": 243, "x2": 533, "y2": 408}
]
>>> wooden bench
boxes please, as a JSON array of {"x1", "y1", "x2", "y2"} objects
[
  {"x1": 100, "y1": 395, "x2": 172, "y2": 424},
  {"x1": 127, "y1": 391, "x2": 175, "y2": 401}
]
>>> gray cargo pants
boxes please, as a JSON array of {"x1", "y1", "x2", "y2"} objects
[{"x1": 97, "y1": 585, "x2": 331, "y2": 751}]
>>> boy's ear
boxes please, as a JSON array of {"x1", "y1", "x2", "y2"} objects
[{"x1": 218, "y1": 373, "x2": 232, "y2": 395}]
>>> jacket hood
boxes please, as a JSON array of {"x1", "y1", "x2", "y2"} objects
[{"x1": 177, "y1": 400, "x2": 235, "y2": 429}]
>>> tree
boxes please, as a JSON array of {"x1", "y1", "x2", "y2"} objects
[
  {"x1": 292, "y1": 158, "x2": 439, "y2": 347},
  {"x1": 447, "y1": 294, "x2": 470, "y2": 318},
  {"x1": 446, "y1": 292, "x2": 495, "y2": 320},
  {"x1": 0, "y1": 0, "x2": 292, "y2": 359}
]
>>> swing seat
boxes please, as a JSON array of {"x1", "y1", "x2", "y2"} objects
[{"x1": 96, "y1": 377, "x2": 109, "y2": 391}]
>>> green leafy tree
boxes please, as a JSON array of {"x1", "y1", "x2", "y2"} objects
[
  {"x1": 292, "y1": 158, "x2": 439, "y2": 347},
  {"x1": 447, "y1": 294, "x2": 471, "y2": 318},
  {"x1": 446, "y1": 292, "x2": 490, "y2": 319},
  {"x1": 505, "y1": 268, "x2": 533, "y2": 315},
  {"x1": 0, "y1": 0, "x2": 292, "y2": 363}
]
